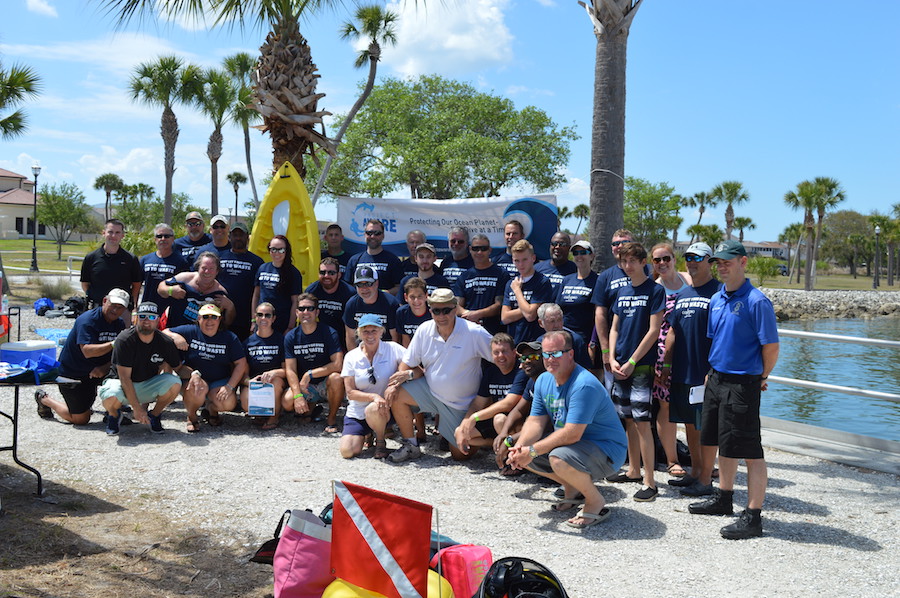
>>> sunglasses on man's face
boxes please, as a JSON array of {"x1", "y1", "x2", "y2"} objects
[
  {"x1": 684, "y1": 255, "x2": 706, "y2": 262},
  {"x1": 550, "y1": 241, "x2": 570, "y2": 248},
  {"x1": 541, "y1": 350, "x2": 566, "y2": 359},
  {"x1": 430, "y1": 306, "x2": 454, "y2": 316},
  {"x1": 611, "y1": 240, "x2": 629, "y2": 247},
  {"x1": 572, "y1": 249, "x2": 591, "y2": 256},
  {"x1": 319, "y1": 269, "x2": 338, "y2": 276},
  {"x1": 470, "y1": 245, "x2": 490, "y2": 252},
  {"x1": 297, "y1": 305, "x2": 317, "y2": 312},
  {"x1": 212, "y1": 224, "x2": 227, "y2": 230},
  {"x1": 138, "y1": 314, "x2": 158, "y2": 320},
  {"x1": 256, "y1": 312, "x2": 274, "y2": 318},
  {"x1": 652, "y1": 255, "x2": 672, "y2": 264},
  {"x1": 365, "y1": 230, "x2": 384, "y2": 236},
  {"x1": 187, "y1": 221, "x2": 203, "y2": 227},
  {"x1": 449, "y1": 239, "x2": 466, "y2": 245},
  {"x1": 356, "y1": 281, "x2": 375, "y2": 288},
  {"x1": 155, "y1": 234, "x2": 173, "y2": 239},
  {"x1": 518, "y1": 353, "x2": 541, "y2": 363}
]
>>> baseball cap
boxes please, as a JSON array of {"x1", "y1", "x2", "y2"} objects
[
  {"x1": 105, "y1": 288, "x2": 130, "y2": 307},
  {"x1": 231, "y1": 221, "x2": 249, "y2": 233},
  {"x1": 516, "y1": 341, "x2": 542, "y2": 354},
  {"x1": 415, "y1": 243, "x2": 436, "y2": 255},
  {"x1": 572, "y1": 240, "x2": 593, "y2": 252},
  {"x1": 198, "y1": 303, "x2": 222, "y2": 317},
  {"x1": 185, "y1": 211, "x2": 204, "y2": 222},
  {"x1": 357, "y1": 314, "x2": 383, "y2": 328},
  {"x1": 427, "y1": 288, "x2": 457, "y2": 305},
  {"x1": 685, "y1": 242, "x2": 712, "y2": 257},
  {"x1": 710, "y1": 240, "x2": 747, "y2": 262},
  {"x1": 210, "y1": 214, "x2": 228, "y2": 226},
  {"x1": 137, "y1": 301, "x2": 158, "y2": 316},
  {"x1": 354, "y1": 265, "x2": 379, "y2": 284}
]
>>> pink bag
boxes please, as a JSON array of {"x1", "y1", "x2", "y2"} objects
[
  {"x1": 273, "y1": 509, "x2": 335, "y2": 598},
  {"x1": 429, "y1": 544, "x2": 493, "y2": 598}
]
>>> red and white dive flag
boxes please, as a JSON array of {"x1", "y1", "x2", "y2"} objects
[{"x1": 331, "y1": 481, "x2": 433, "y2": 598}]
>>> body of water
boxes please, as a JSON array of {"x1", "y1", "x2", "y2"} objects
[{"x1": 766, "y1": 317, "x2": 900, "y2": 442}]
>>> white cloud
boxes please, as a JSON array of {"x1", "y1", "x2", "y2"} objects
[
  {"x1": 383, "y1": 0, "x2": 514, "y2": 77},
  {"x1": 506, "y1": 84, "x2": 555, "y2": 97},
  {"x1": 25, "y1": 0, "x2": 57, "y2": 17},
  {"x1": 77, "y1": 146, "x2": 158, "y2": 181}
]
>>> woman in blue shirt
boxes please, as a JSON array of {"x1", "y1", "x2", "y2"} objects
[{"x1": 252, "y1": 235, "x2": 302, "y2": 335}]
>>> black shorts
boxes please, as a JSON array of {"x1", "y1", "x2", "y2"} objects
[
  {"x1": 669, "y1": 382, "x2": 702, "y2": 428},
  {"x1": 59, "y1": 377, "x2": 103, "y2": 415},
  {"x1": 700, "y1": 370, "x2": 764, "y2": 460},
  {"x1": 475, "y1": 418, "x2": 498, "y2": 440}
]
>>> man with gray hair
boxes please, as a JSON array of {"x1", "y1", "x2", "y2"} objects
[
  {"x1": 536, "y1": 303, "x2": 592, "y2": 369},
  {"x1": 140, "y1": 223, "x2": 189, "y2": 316},
  {"x1": 401, "y1": 229, "x2": 428, "y2": 274},
  {"x1": 441, "y1": 226, "x2": 474, "y2": 286}
]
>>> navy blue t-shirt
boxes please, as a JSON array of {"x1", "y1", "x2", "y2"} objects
[
  {"x1": 193, "y1": 241, "x2": 231, "y2": 261},
  {"x1": 169, "y1": 324, "x2": 245, "y2": 382},
  {"x1": 452, "y1": 264, "x2": 509, "y2": 334},
  {"x1": 492, "y1": 252, "x2": 519, "y2": 277},
  {"x1": 343, "y1": 250, "x2": 403, "y2": 291},
  {"x1": 244, "y1": 331, "x2": 285, "y2": 378},
  {"x1": 173, "y1": 233, "x2": 211, "y2": 263},
  {"x1": 534, "y1": 259, "x2": 577, "y2": 291},
  {"x1": 611, "y1": 278, "x2": 666, "y2": 367},
  {"x1": 58, "y1": 307, "x2": 126, "y2": 378},
  {"x1": 140, "y1": 251, "x2": 189, "y2": 313},
  {"x1": 477, "y1": 362, "x2": 519, "y2": 402},
  {"x1": 397, "y1": 272, "x2": 450, "y2": 304},
  {"x1": 321, "y1": 250, "x2": 352, "y2": 277},
  {"x1": 218, "y1": 249, "x2": 264, "y2": 337},
  {"x1": 402, "y1": 258, "x2": 442, "y2": 275},
  {"x1": 555, "y1": 271, "x2": 598, "y2": 341},
  {"x1": 343, "y1": 292, "x2": 399, "y2": 341},
  {"x1": 284, "y1": 324, "x2": 341, "y2": 383},
  {"x1": 668, "y1": 278, "x2": 720, "y2": 385},
  {"x1": 396, "y1": 304, "x2": 432, "y2": 339},
  {"x1": 441, "y1": 255, "x2": 475, "y2": 287},
  {"x1": 255, "y1": 262, "x2": 303, "y2": 334},
  {"x1": 502, "y1": 272, "x2": 555, "y2": 344},
  {"x1": 305, "y1": 279, "x2": 356, "y2": 351}
]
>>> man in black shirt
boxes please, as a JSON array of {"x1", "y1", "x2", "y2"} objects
[
  {"x1": 80, "y1": 218, "x2": 142, "y2": 309},
  {"x1": 98, "y1": 301, "x2": 182, "y2": 435}
]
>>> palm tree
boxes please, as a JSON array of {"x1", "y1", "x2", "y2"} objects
[
  {"x1": 129, "y1": 55, "x2": 202, "y2": 224},
  {"x1": 226, "y1": 172, "x2": 248, "y2": 222},
  {"x1": 573, "y1": 204, "x2": 590, "y2": 236},
  {"x1": 224, "y1": 52, "x2": 261, "y2": 208},
  {"x1": 784, "y1": 180, "x2": 818, "y2": 290},
  {"x1": 778, "y1": 222, "x2": 804, "y2": 280},
  {"x1": 732, "y1": 216, "x2": 756, "y2": 243},
  {"x1": 557, "y1": 205, "x2": 571, "y2": 230},
  {"x1": 102, "y1": 1, "x2": 339, "y2": 176},
  {"x1": 93, "y1": 173, "x2": 124, "y2": 221},
  {"x1": 809, "y1": 176, "x2": 845, "y2": 283},
  {"x1": 578, "y1": 0, "x2": 644, "y2": 269},
  {"x1": 311, "y1": 3, "x2": 398, "y2": 206},
  {"x1": 670, "y1": 194, "x2": 690, "y2": 247},
  {"x1": 687, "y1": 224, "x2": 723, "y2": 247},
  {"x1": 0, "y1": 56, "x2": 41, "y2": 139},
  {"x1": 710, "y1": 180, "x2": 749, "y2": 241},
  {"x1": 685, "y1": 191, "x2": 717, "y2": 242},
  {"x1": 846, "y1": 233, "x2": 865, "y2": 278},
  {"x1": 194, "y1": 68, "x2": 236, "y2": 216}
]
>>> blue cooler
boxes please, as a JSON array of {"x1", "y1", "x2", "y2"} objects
[{"x1": 1, "y1": 340, "x2": 57, "y2": 366}]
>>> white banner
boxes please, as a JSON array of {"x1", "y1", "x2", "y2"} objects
[{"x1": 336, "y1": 195, "x2": 558, "y2": 260}]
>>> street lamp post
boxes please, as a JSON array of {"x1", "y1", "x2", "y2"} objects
[
  {"x1": 30, "y1": 164, "x2": 41, "y2": 272},
  {"x1": 873, "y1": 225, "x2": 881, "y2": 289}
]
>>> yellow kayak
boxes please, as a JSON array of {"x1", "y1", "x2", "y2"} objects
[{"x1": 249, "y1": 161, "x2": 321, "y2": 285}]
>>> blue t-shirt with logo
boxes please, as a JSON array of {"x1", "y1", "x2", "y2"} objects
[
  {"x1": 555, "y1": 271, "x2": 598, "y2": 341},
  {"x1": 668, "y1": 278, "x2": 720, "y2": 385},
  {"x1": 492, "y1": 252, "x2": 519, "y2": 277},
  {"x1": 396, "y1": 304, "x2": 432, "y2": 340},
  {"x1": 58, "y1": 307, "x2": 127, "y2": 378},
  {"x1": 610, "y1": 277, "x2": 666, "y2": 367},
  {"x1": 502, "y1": 272, "x2": 555, "y2": 345},
  {"x1": 244, "y1": 331, "x2": 285, "y2": 378},
  {"x1": 477, "y1": 362, "x2": 519, "y2": 402},
  {"x1": 140, "y1": 251, "x2": 189, "y2": 313},
  {"x1": 452, "y1": 264, "x2": 510, "y2": 334},
  {"x1": 343, "y1": 250, "x2": 403, "y2": 291},
  {"x1": 218, "y1": 249, "x2": 265, "y2": 335},
  {"x1": 534, "y1": 259, "x2": 577, "y2": 292},
  {"x1": 169, "y1": 324, "x2": 245, "y2": 382},
  {"x1": 255, "y1": 262, "x2": 303, "y2": 334},
  {"x1": 173, "y1": 233, "x2": 211, "y2": 262},
  {"x1": 441, "y1": 255, "x2": 474, "y2": 287},
  {"x1": 284, "y1": 325, "x2": 341, "y2": 383},
  {"x1": 707, "y1": 278, "x2": 779, "y2": 375},
  {"x1": 531, "y1": 366, "x2": 627, "y2": 469},
  {"x1": 305, "y1": 279, "x2": 356, "y2": 351},
  {"x1": 343, "y1": 291, "x2": 400, "y2": 341}
]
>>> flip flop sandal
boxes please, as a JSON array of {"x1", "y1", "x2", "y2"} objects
[
  {"x1": 552, "y1": 497, "x2": 585, "y2": 512},
  {"x1": 667, "y1": 463, "x2": 687, "y2": 477},
  {"x1": 373, "y1": 443, "x2": 390, "y2": 459},
  {"x1": 186, "y1": 420, "x2": 201, "y2": 433},
  {"x1": 499, "y1": 465, "x2": 525, "y2": 477},
  {"x1": 324, "y1": 425, "x2": 339, "y2": 434},
  {"x1": 566, "y1": 507, "x2": 611, "y2": 529}
]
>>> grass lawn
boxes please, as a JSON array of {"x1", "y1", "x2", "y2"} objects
[
  {"x1": 0, "y1": 239, "x2": 94, "y2": 273},
  {"x1": 760, "y1": 273, "x2": 894, "y2": 291}
]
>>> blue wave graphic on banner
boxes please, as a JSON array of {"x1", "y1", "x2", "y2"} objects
[{"x1": 504, "y1": 197, "x2": 558, "y2": 260}]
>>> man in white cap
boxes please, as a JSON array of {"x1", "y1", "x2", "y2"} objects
[
  {"x1": 174, "y1": 211, "x2": 212, "y2": 262},
  {"x1": 194, "y1": 214, "x2": 231, "y2": 258},
  {"x1": 385, "y1": 288, "x2": 494, "y2": 462},
  {"x1": 99, "y1": 301, "x2": 182, "y2": 435},
  {"x1": 35, "y1": 289, "x2": 130, "y2": 425}
]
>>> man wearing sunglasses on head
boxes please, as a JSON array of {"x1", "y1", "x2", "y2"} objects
[
  {"x1": 507, "y1": 330, "x2": 627, "y2": 529},
  {"x1": 343, "y1": 219, "x2": 403, "y2": 294},
  {"x1": 385, "y1": 288, "x2": 494, "y2": 463},
  {"x1": 98, "y1": 302, "x2": 182, "y2": 435},
  {"x1": 140, "y1": 223, "x2": 189, "y2": 318},
  {"x1": 306, "y1": 257, "x2": 356, "y2": 352},
  {"x1": 174, "y1": 211, "x2": 211, "y2": 262}
]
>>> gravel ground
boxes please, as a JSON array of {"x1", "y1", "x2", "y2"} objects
[{"x1": 2, "y1": 306, "x2": 898, "y2": 597}]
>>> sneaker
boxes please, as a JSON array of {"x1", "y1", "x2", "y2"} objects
[
  {"x1": 668, "y1": 475, "x2": 697, "y2": 487},
  {"x1": 688, "y1": 489, "x2": 734, "y2": 515},
  {"x1": 105, "y1": 411, "x2": 124, "y2": 436},
  {"x1": 721, "y1": 509, "x2": 763, "y2": 539},
  {"x1": 388, "y1": 442, "x2": 422, "y2": 463},
  {"x1": 148, "y1": 412, "x2": 164, "y2": 434},
  {"x1": 35, "y1": 390, "x2": 53, "y2": 419},
  {"x1": 680, "y1": 481, "x2": 714, "y2": 497},
  {"x1": 633, "y1": 486, "x2": 658, "y2": 502}
]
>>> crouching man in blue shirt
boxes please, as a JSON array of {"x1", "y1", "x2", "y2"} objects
[{"x1": 507, "y1": 330, "x2": 627, "y2": 530}]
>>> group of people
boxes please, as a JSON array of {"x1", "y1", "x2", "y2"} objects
[{"x1": 35, "y1": 213, "x2": 778, "y2": 539}]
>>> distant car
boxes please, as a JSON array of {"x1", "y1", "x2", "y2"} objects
[{"x1": 778, "y1": 264, "x2": 788, "y2": 276}]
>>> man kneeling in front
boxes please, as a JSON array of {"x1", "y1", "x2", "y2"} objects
[{"x1": 507, "y1": 330, "x2": 627, "y2": 529}]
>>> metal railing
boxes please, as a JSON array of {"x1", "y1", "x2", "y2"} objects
[{"x1": 770, "y1": 329, "x2": 900, "y2": 405}]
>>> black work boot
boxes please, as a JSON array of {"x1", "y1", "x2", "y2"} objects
[
  {"x1": 721, "y1": 508, "x2": 763, "y2": 539},
  {"x1": 688, "y1": 488, "x2": 734, "y2": 515}
]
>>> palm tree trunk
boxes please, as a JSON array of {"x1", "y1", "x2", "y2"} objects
[
  {"x1": 161, "y1": 106, "x2": 179, "y2": 225},
  {"x1": 208, "y1": 128, "x2": 223, "y2": 215},
  {"x1": 104, "y1": 190, "x2": 111, "y2": 221},
  {"x1": 725, "y1": 203, "x2": 735, "y2": 240},
  {"x1": 589, "y1": 22, "x2": 629, "y2": 270},
  {"x1": 804, "y1": 216, "x2": 815, "y2": 291},
  {"x1": 243, "y1": 125, "x2": 259, "y2": 207}
]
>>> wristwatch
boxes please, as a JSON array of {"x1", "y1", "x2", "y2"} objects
[
  {"x1": 528, "y1": 445, "x2": 538, "y2": 459},
  {"x1": 407, "y1": 370, "x2": 414, "y2": 381}
]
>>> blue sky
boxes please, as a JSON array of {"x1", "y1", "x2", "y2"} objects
[{"x1": 2, "y1": 0, "x2": 898, "y2": 243}]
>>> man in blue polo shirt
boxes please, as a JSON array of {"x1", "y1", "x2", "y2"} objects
[{"x1": 687, "y1": 240, "x2": 779, "y2": 540}]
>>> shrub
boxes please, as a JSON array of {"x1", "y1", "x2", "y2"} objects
[{"x1": 747, "y1": 256, "x2": 781, "y2": 287}]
